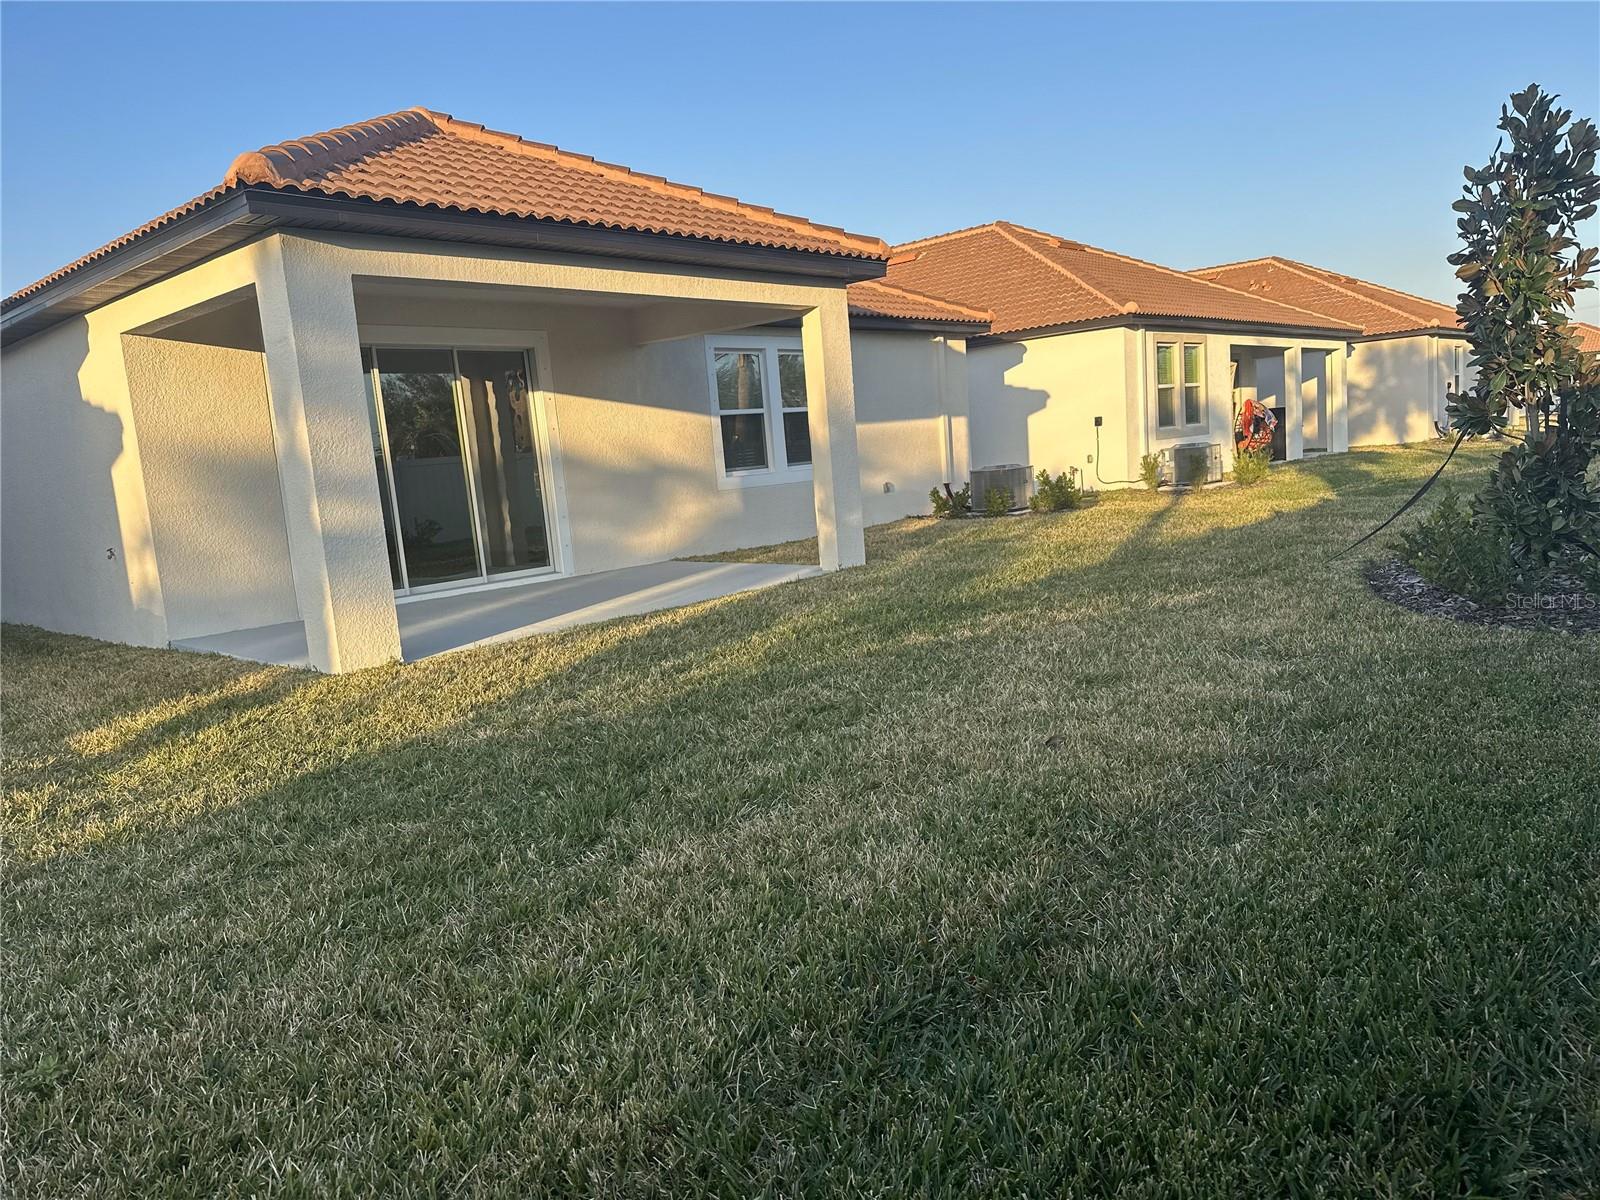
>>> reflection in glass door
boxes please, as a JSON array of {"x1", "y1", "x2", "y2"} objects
[
  {"x1": 364, "y1": 346, "x2": 554, "y2": 594},
  {"x1": 375, "y1": 349, "x2": 481, "y2": 587},
  {"x1": 457, "y1": 350, "x2": 551, "y2": 575},
  {"x1": 360, "y1": 348, "x2": 403, "y2": 588}
]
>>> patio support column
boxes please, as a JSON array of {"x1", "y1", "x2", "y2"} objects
[
  {"x1": 801, "y1": 294, "x2": 866, "y2": 570},
  {"x1": 1283, "y1": 346, "x2": 1305, "y2": 461},
  {"x1": 252, "y1": 237, "x2": 402, "y2": 673},
  {"x1": 1327, "y1": 344, "x2": 1350, "y2": 454}
]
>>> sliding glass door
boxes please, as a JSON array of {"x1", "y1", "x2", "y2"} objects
[
  {"x1": 363, "y1": 346, "x2": 554, "y2": 594},
  {"x1": 456, "y1": 350, "x2": 551, "y2": 576}
]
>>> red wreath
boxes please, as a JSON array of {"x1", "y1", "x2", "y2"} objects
[{"x1": 1235, "y1": 398, "x2": 1277, "y2": 453}]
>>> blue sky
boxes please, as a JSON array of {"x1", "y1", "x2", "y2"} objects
[{"x1": 4, "y1": 1, "x2": 1598, "y2": 321}]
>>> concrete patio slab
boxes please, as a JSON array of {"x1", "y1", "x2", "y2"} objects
[{"x1": 172, "y1": 559, "x2": 822, "y2": 669}]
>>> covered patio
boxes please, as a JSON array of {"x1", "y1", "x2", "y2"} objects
[
  {"x1": 172, "y1": 558, "x2": 821, "y2": 666},
  {"x1": 105, "y1": 229, "x2": 871, "y2": 674},
  {"x1": 1227, "y1": 337, "x2": 1349, "y2": 461}
]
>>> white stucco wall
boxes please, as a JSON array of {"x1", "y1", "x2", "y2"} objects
[
  {"x1": 571, "y1": 331, "x2": 822, "y2": 567},
  {"x1": 121, "y1": 335, "x2": 299, "y2": 639},
  {"x1": 704, "y1": 326, "x2": 968, "y2": 526},
  {"x1": 0, "y1": 314, "x2": 169, "y2": 646},
  {"x1": 1348, "y1": 335, "x2": 1435, "y2": 446},
  {"x1": 968, "y1": 327, "x2": 1133, "y2": 488},
  {"x1": 1254, "y1": 352, "x2": 1286, "y2": 413},
  {"x1": 1347, "y1": 334, "x2": 1473, "y2": 446},
  {"x1": 851, "y1": 330, "x2": 968, "y2": 524},
  {"x1": 548, "y1": 322, "x2": 966, "y2": 545}
]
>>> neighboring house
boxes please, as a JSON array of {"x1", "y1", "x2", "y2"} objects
[
  {"x1": 1, "y1": 107, "x2": 989, "y2": 673},
  {"x1": 877, "y1": 223, "x2": 1362, "y2": 490},
  {"x1": 1191, "y1": 257, "x2": 1474, "y2": 446},
  {"x1": 1576, "y1": 321, "x2": 1600, "y2": 356}
]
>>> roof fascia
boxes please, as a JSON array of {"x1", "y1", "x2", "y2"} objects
[
  {"x1": 1353, "y1": 327, "x2": 1469, "y2": 344},
  {"x1": 847, "y1": 315, "x2": 991, "y2": 334},
  {"x1": 973, "y1": 314, "x2": 1358, "y2": 345},
  {"x1": 3, "y1": 187, "x2": 887, "y2": 347}
]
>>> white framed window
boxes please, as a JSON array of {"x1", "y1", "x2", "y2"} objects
[
  {"x1": 1182, "y1": 343, "x2": 1205, "y2": 425},
  {"x1": 705, "y1": 336, "x2": 813, "y2": 486},
  {"x1": 712, "y1": 348, "x2": 769, "y2": 472},
  {"x1": 777, "y1": 350, "x2": 811, "y2": 467},
  {"x1": 1155, "y1": 340, "x2": 1206, "y2": 429}
]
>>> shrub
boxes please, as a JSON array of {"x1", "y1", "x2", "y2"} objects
[
  {"x1": 1030, "y1": 467, "x2": 1084, "y2": 513},
  {"x1": 1396, "y1": 490, "x2": 1523, "y2": 604},
  {"x1": 929, "y1": 483, "x2": 970, "y2": 519},
  {"x1": 1139, "y1": 453, "x2": 1163, "y2": 491},
  {"x1": 983, "y1": 486, "x2": 1014, "y2": 517},
  {"x1": 1233, "y1": 448, "x2": 1271, "y2": 486}
]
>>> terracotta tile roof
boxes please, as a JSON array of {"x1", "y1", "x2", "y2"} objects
[
  {"x1": 6, "y1": 107, "x2": 886, "y2": 309},
  {"x1": 1191, "y1": 256, "x2": 1463, "y2": 337},
  {"x1": 846, "y1": 278, "x2": 991, "y2": 326},
  {"x1": 3, "y1": 185, "x2": 234, "y2": 309},
  {"x1": 879, "y1": 222, "x2": 1359, "y2": 338},
  {"x1": 1576, "y1": 322, "x2": 1600, "y2": 354}
]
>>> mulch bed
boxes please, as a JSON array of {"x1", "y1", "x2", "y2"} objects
[{"x1": 1366, "y1": 558, "x2": 1600, "y2": 635}]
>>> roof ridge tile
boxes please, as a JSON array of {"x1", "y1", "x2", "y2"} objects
[
  {"x1": 1004, "y1": 224, "x2": 1355, "y2": 326},
  {"x1": 1304, "y1": 266, "x2": 1454, "y2": 320},
  {"x1": 891, "y1": 222, "x2": 1012, "y2": 254},
  {"x1": 1072, "y1": 241, "x2": 1354, "y2": 326},
  {"x1": 418, "y1": 108, "x2": 885, "y2": 256},
  {"x1": 224, "y1": 108, "x2": 436, "y2": 186},
  {"x1": 1188, "y1": 254, "x2": 1281, "y2": 274},
  {"x1": 992, "y1": 220, "x2": 1088, "y2": 251},
  {"x1": 1197, "y1": 256, "x2": 1455, "y2": 333},
  {"x1": 1246, "y1": 257, "x2": 1437, "y2": 326},
  {"x1": 991, "y1": 224, "x2": 1129, "y2": 312},
  {"x1": 855, "y1": 277, "x2": 993, "y2": 321}
]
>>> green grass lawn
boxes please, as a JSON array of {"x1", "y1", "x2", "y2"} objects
[{"x1": 5, "y1": 444, "x2": 1597, "y2": 1197}]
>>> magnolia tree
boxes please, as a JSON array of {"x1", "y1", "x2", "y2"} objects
[{"x1": 1448, "y1": 84, "x2": 1600, "y2": 564}]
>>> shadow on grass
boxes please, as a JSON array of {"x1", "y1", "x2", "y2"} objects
[
  {"x1": 0, "y1": 445, "x2": 1514, "y2": 870},
  {"x1": 5, "y1": 442, "x2": 1593, "y2": 1193}
]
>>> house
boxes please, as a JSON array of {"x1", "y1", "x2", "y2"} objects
[
  {"x1": 0, "y1": 107, "x2": 985, "y2": 674},
  {"x1": 1191, "y1": 257, "x2": 1474, "y2": 446},
  {"x1": 877, "y1": 223, "x2": 1363, "y2": 490}
]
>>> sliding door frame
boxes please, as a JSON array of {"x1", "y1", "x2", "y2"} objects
[{"x1": 361, "y1": 327, "x2": 570, "y2": 599}]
